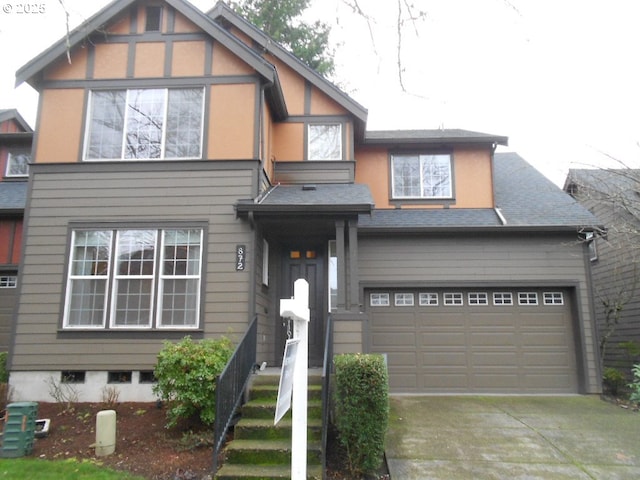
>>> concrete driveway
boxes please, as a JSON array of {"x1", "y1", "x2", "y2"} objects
[{"x1": 385, "y1": 396, "x2": 640, "y2": 479}]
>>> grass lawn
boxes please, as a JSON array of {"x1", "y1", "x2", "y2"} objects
[{"x1": 0, "y1": 458, "x2": 146, "y2": 479}]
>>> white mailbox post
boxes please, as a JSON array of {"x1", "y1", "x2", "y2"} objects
[{"x1": 279, "y1": 279, "x2": 309, "y2": 480}]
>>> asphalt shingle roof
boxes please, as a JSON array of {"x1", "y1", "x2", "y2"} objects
[
  {"x1": 0, "y1": 182, "x2": 28, "y2": 210},
  {"x1": 494, "y1": 153, "x2": 599, "y2": 226},
  {"x1": 257, "y1": 183, "x2": 373, "y2": 206}
]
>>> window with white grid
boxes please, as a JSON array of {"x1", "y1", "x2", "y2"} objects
[
  {"x1": 64, "y1": 228, "x2": 202, "y2": 329},
  {"x1": 468, "y1": 292, "x2": 488, "y2": 305},
  {"x1": 370, "y1": 293, "x2": 390, "y2": 306},
  {"x1": 543, "y1": 292, "x2": 564, "y2": 305},
  {"x1": 394, "y1": 293, "x2": 414, "y2": 306},
  {"x1": 493, "y1": 292, "x2": 513, "y2": 305},
  {"x1": 419, "y1": 292, "x2": 438, "y2": 306},
  {"x1": 444, "y1": 292, "x2": 463, "y2": 306},
  {"x1": 518, "y1": 292, "x2": 538, "y2": 305}
]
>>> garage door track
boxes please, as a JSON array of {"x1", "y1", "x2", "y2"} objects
[{"x1": 386, "y1": 396, "x2": 640, "y2": 479}]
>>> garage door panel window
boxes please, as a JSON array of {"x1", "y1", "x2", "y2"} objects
[
  {"x1": 468, "y1": 292, "x2": 488, "y2": 305},
  {"x1": 370, "y1": 293, "x2": 390, "y2": 306},
  {"x1": 544, "y1": 292, "x2": 564, "y2": 305},
  {"x1": 395, "y1": 293, "x2": 414, "y2": 306},
  {"x1": 419, "y1": 292, "x2": 438, "y2": 306},
  {"x1": 444, "y1": 292, "x2": 463, "y2": 305},
  {"x1": 518, "y1": 292, "x2": 539, "y2": 305},
  {"x1": 493, "y1": 292, "x2": 513, "y2": 305}
]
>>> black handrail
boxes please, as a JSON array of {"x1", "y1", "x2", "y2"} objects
[
  {"x1": 321, "y1": 314, "x2": 334, "y2": 480},
  {"x1": 212, "y1": 316, "x2": 257, "y2": 474}
]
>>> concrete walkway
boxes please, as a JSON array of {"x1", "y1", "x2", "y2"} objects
[{"x1": 385, "y1": 396, "x2": 640, "y2": 479}]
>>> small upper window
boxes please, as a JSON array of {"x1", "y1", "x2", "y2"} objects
[
  {"x1": 391, "y1": 154, "x2": 452, "y2": 199},
  {"x1": 5, "y1": 150, "x2": 30, "y2": 177},
  {"x1": 308, "y1": 124, "x2": 342, "y2": 160},
  {"x1": 370, "y1": 293, "x2": 389, "y2": 307},
  {"x1": 145, "y1": 6, "x2": 162, "y2": 32}
]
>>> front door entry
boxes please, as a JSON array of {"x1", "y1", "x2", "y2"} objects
[{"x1": 279, "y1": 247, "x2": 325, "y2": 367}]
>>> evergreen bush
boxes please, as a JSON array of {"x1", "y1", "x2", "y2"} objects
[
  {"x1": 153, "y1": 336, "x2": 234, "y2": 428},
  {"x1": 333, "y1": 353, "x2": 389, "y2": 476}
]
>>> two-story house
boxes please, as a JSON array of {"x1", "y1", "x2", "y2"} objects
[
  {"x1": 8, "y1": 0, "x2": 602, "y2": 401},
  {"x1": 0, "y1": 109, "x2": 31, "y2": 352}
]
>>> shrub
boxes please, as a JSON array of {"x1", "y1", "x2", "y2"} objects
[
  {"x1": 628, "y1": 364, "x2": 640, "y2": 404},
  {"x1": 603, "y1": 367, "x2": 626, "y2": 396},
  {"x1": 0, "y1": 351, "x2": 8, "y2": 383},
  {"x1": 333, "y1": 353, "x2": 389, "y2": 476},
  {"x1": 153, "y1": 336, "x2": 234, "y2": 428}
]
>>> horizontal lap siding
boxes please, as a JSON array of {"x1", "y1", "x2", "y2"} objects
[
  {"x1": 11, "y1": 166, "x2": 256, "y2": 371},
  {"x1": 359, "y1": 233, "x2": 600, "y2": 394}
]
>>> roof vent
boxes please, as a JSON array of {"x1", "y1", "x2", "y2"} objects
[{"x1": 302, "y1": 184, "x2": 317, "y2": 191}]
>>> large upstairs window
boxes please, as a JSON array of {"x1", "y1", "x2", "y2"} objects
[
  {"x1": 64, "y1": 228, "x2": 203, "y2": 330},
  {"x1": 391, "y1": 153, "x2": 452, "y2": 199},
  {"x1": 85, "y1": 88, "x2": 204, "y2": 160}
]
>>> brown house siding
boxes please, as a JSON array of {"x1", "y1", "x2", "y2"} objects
[
  {"x1": 357, "y1": 232, "x2": 600, "y2": 393},
  {"x1": 10, "y1": 161, "x2": 258, "y2": 371}
]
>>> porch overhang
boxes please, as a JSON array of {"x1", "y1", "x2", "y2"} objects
[{"x1": 235, "y1": 184, "x2": 374, "y2": 217}]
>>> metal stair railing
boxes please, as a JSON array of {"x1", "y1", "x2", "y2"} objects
[
  {"x1": 321, "y1": 314, "x2": 334, "y2": 480},
  {"x1": 212, "y1": 315, "x2": 257, "y2": 474}
]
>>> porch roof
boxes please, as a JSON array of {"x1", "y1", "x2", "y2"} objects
[{"x1": 236, "y1": 183, "x2": 374, "y2": 215}]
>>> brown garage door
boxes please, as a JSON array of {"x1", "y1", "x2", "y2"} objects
[{"x1": 368, "y1": 288, "x2": 578, "y2": 394}]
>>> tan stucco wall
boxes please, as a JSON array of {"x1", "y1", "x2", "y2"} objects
[
  {"x1": 172, "y1": 40, "x2": 206, "y2": 77},
  {"x1": 34, "y1": 89, "x2": 84, "y2": 163},
  {"x1": 93, "y1": 43, "x2": 128, "y2": 79},
  {"x1": 209, "y1": 83, "x2": 256, "y2": 159}
]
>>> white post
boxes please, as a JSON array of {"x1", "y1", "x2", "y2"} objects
[{"x1": 279, "y1": 279, "x2": 309, "y2": 480}]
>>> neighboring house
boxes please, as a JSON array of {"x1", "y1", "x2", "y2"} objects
[
  {"x1": 8, "y1": 0, "x2": 602, "y2": 401},
  {"x1": 0, "y1": 109, "x2": 31, "y2": 352},
  {"x1": 565, "y1": 169, "x2": 640, "y2": 374}
]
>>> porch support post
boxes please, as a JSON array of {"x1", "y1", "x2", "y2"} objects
[
  {"x1": 348, "y1": 220, "x2": 359, "y2": 311},
  {"x1": 335, "y1": 220, "x2": 346, "y2": 311}
]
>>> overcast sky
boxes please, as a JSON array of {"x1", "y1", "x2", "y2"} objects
[{"x1": 1, "y1": 0, "x2": 639, "y2": 186}]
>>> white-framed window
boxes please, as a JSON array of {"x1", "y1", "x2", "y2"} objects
[
  {"x1": 419, "y1": 292, "x2": 438, "y2": 306},
  {"x1": 391, "y1": 154, "x2": 452, "y2": 199},
  {"x1": 64, "y1": 228, "x2": 202, "y2": 329},
  {"x1": 0, "y1": 275, "x2": 17, "y2": 288},
  {"x1": 308, "y1": 124, "x2": 342, "y2": 160},
  {"x1": 370, "y1": 293, "x2": 390, "y2": 307},
  {"x1": 394, "y1": 293, "x2": 414, "y2": 306},
  {"x1": 543, "y1": 292, "x2": 564, "y2": 305},
  {"x1": 518, "y1": 292, "x2": 538, "y2": 305},
  {"x1": 468, "y1": 292, "x2": 488, "y2": 305},
  {"x1": 443, "y1": 292, "x2": 463, "y2": 305},
  {"x1": 84, "y1": 88, "x2": 204, "y2": 160},
  {"x1": 5, "y1": 150, "x2": 30, "y2": 177},
  {"x1": 493, "y1": 292, "x2": 513, "y2": 305}
]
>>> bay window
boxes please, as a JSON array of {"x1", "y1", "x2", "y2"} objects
[
  {"x1": 85, "y1": 88, "x2": 204, "y2": 160},
  {"x1": 391, "y1": 153, "x2": 452, "y2": 199},
  {"x1": 64, "y1": 228, "x2": 203, "y2": 329}
]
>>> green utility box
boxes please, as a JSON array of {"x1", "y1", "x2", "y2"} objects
[{"x1": 1, "y1": 402, "x2": 38, "y2": 458}]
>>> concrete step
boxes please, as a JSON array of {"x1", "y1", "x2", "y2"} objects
[
  {"x1": 215, "y1": 463, "x2": 322, "y2": 480},
  {"x1": 234, "y1": 417, "x2": 322, "y2": 441},
  {"x1": 224, "y1": 439, "x2": 322, "y2": 466}
]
